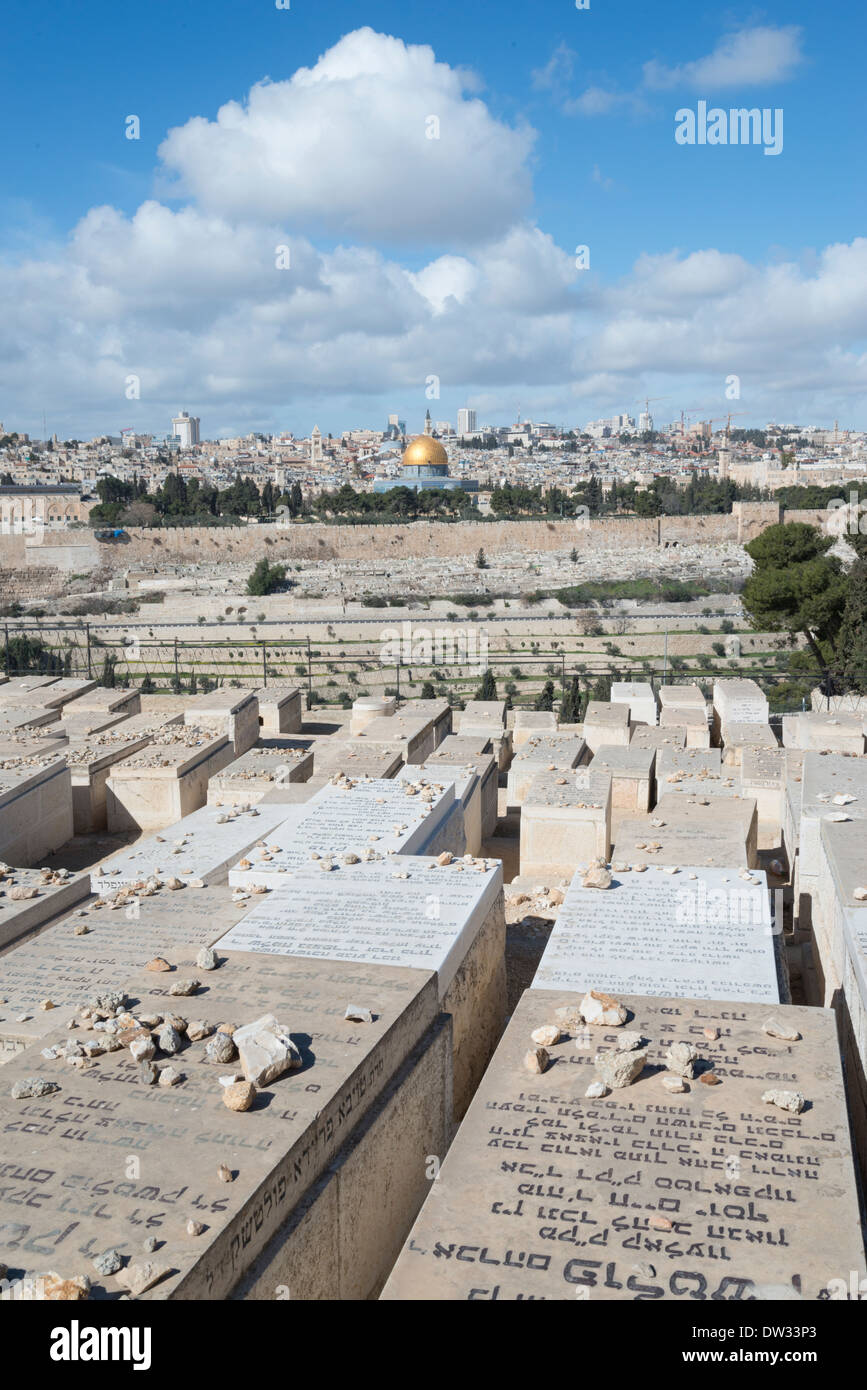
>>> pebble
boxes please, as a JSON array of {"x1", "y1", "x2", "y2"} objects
[
  {"x1": 762, "y1": 1018, "x2": 801, "y2": 1043},
  {"x1": 703, "y1": 1027, "x2": 719, "y2": 1041},
  {"x1": 206, "y1": 1031, "x2": 237, "y2": 1064},
  {"x1": 186, "y1": 1220, "x2": 206, "y2": 1237},
  {"x1": 530, "y1": 1025, "x2": 560, "y2": 1047},
  {"x1": 93, "y1": 1249, "x2": 123, "y2": 1277},
  {"x1": 699, "y1": 1072, "x2": 721, "y2": 1086},
  {"x1": 217, "y1": 1164, "x2": 234, "y2": 1183},
  {"x1": 523, "y1": 1046, "x2": 549, "y2": 1074},
  {"x1": 116, "y1": 1262, "x2": 169, "y2": 1297},
  {"x1": 11, "y1": 1076, "x2": 59, "y2": 1099},
  {"x1": 585, "y1": 1081, "x2": 607, "y2": 1099},
  {"x1": 158, "y1": 1066, "x2": 183, "y2": 1087},
  {"x1": 594, "y1": 1046, "x2": 647, "y2": 1090},
  {"x1": 139, "y1": 1061, "x2": 159, "y2": 1086},
  {"x1": 223, "y1": 1080, "x2": 257, "y2": 1111},
  {"x1": 582, "y1": 865, "x2": 612, "y2": 890},
  {"x1": 665, "y1": 1041, "x2": 699, "y2": 1079},
  {"x1": 661, "y1": 1074, "x2": 686, "y2": 1093},
  {"x1": 345, "y1": 1004, "x2": 373, "y2": 1023},
  {"x1": 617, "y1": 1031, "x2": 644, "y2": 1051},
  {"x1": 146, "y1": 957, "x2": 172, "y2": 973},
  {"x1": 762, "y1": 1088, "x2": 806, "y2": 1114},
  {"x1": 156, "y1": 1024, "x2": 183, "y2": 1055},
  {"x1": 186, "y1": 1020, "x2": 213, "y2": 1041},
  {"x1": 580, "y1": 990, "x2": 627, "y2": 1027},
  {"x1": 196, "y1": 947, "x2": 218, "y2": 971},
  {"x1": 130, "y1": 1035, "x2": 155, "y2": 1062},
  {"x1": 169, "y1": 978, "x2": 199, "y2": 997}
]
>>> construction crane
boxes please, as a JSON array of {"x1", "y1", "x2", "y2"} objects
[{"x1": 635, "y1": 395, "x2": 669, "y2": 429}]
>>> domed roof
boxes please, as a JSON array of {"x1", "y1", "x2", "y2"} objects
[{"x1": 401, "y1": 435, "x2": 449, "y2": 469}]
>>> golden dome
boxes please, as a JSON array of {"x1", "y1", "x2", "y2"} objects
[{"x1": 401, "y1": 435, "x2": 449, "y2": 470}]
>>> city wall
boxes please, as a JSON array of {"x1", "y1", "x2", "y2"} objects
[{"x1": 0, "y1": 502, "x2": 838, "y2": 585}]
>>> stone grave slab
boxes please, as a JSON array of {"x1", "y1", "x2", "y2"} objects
[
  {"x1": 216, "y1": 856, "x2": 506, "y2": 1116},
  {"x1": 795, "y1": 753, "x2": 867, "y2": 930},
  {"x1": 741, "y1": 747, "x2": 790, "y2": 850},
  {"x1": 349, "y1": 695, "x2": 396, "y2": 735},
  {"x1": 67, "y1": 732, "x2": 156, "y2": 834},
  {"x1": 722, "y1": 722, "x2": 778, "y2": 767},
  {"x1": 582, "y1": 701, "x2": 630, "y2": 754},
  {"x1": 227, "y1": 778, "x2": 457, "y2": 890},
  {"x1": 506, "y1": 734, "x2": 585, "y2": 807},
  {"x1": 0, "y1": 952, "x2": 449, "y2": 1300},
  {"x1": 0, "y1": 866, "x2": 89, "y2": 954},
  {"x1": 783, "y1": 711, "x2": 865, "y2": 755},
  {"x1": 590, "y1": 746, "x2": 655, "y2": 814},
  {"x1": 207, "y1": 747, "x2": 314, "y2": 807},
  {"x1": 0, "y1": 706, "x2": 61, "y2": 732},
  {"x1": 613, "y1": 793, "x2": 758, "y2": 869},
  {"x1": 610, "y1": 681, "x2": 657, "y2": 727},
  {"x1": 424, "y1": 746, "x2": 499, "y2": 839},
  {"x1": 105, "y1": 732, "x2": 235, "y2": 832},
  {"x1": 629, "y1": 726, "x2": 686, "y2": 753},
  {"x1": 74, "y1": 687, "x2": 142, "y2": 717},
  {"x1": 183, "y1": 690, "x2": 260, "y2": 757},
  {"x1": 354, "y1": 713, "x2": 441, "y2": 765},
  {"x1": 0, "y1": 756, "x2": 73, "y2": 866},
  {"x1": 532, "y1": 863, "x2": 782, "y2": 1004},
  {"x1": 399, "y1": 698, "x2": 452, "y2": 747},
  {"x1": 658, "y1": 683, "x2": 707, "y2": 715},
  {"x1": 252, "y1": 686, "x2": 302, "y2": 736},
  {"x1": 36, "y1": 677, "x2": 101, "y2": 709},
  {"x1": 512, "y1": 710, "x2": 558, "y2": 749},
  {"x1": 398, "y1": 765, "x2": 480, "y2": 855},
  {"x1": 520, "y1": 768, "x2": 612, "y2": 881},
  {"x1": 660, "y1": 706, "x2": 710, "y2": 748},
  {"x1": 92, "y1": 801, "x2": 296, "y2": 895},
  {"x1": 712, "y1": 679, "x2": 769, "y2": 741},
  {"x1": 308, "y1": 737, "x2": 404, "y2": 782},
  {"x1": 382, "y1": 989, "x2": 866, "y2": 1302}
]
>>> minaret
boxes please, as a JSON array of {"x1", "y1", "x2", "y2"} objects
[
  {"x1": 310, "y1": 425, "x2": 322, "y2": 464},
  {"x1": 424, "y1": 409, "x2": 433, "y2": 437}
]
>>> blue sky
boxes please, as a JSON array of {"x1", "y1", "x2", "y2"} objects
[{"x1": 1, "y1": 0, "x2": 865, "y2": 439}]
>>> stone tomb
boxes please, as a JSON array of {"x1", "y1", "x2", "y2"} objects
[
  {"x1": 0, "y1": 885, "x2": 254, "y2": 1058},
  {"x1": 0, "y1": 952, "x2": 453, "y2": 1301},
  {"x1": 92, "y1": 801, "x2": 296, "y2": 895},
  {"x1": 349, "y1": 695, "x2": 396, "y2": 736},
  {"x1": 582, "y1": 701, "x2": 630, "y2": 754},
  {"x1": 457, "y1": 700, "x2": 511, "y2": 770},
  {"x1": 400, "y1": 698, "x2": 452, "y2": 747},
  {"x1": 660, "y1": 707, "x2": 711, "y2": 748},
  {"x1": 217, "y1": 857, "x2": 506, "y2": 1118},
  {"x1": 656, "y1": 746, "x2": 740, "y2": 800},
  {"x1": 506, "y1": 734, "x2": 585, "y2": 807},
  {"x1": 0, "y1": 865, "x2": 89, "y2": 954},
  {"x1": 183, "y1": 690, "x2": 260, "y2": 757},
  {"x1": 658, "y1": 683, "x2": 707, "y2": 717},
  {"x1": 712, "y1": 678, "x2": 769, "y2": 742},
  {"x1": 306, "y1": 737, "x2": 404, "y2": 785},
  {"x1": 34, "y1": 677, "x2": 101, "y2": 709},
  {"x1": 227, "y1": 778, "x2": 458, "y2": 890},
  {"x1": 613, "y1": 793, "x2": 758, "y2": 869},
  {"x1": 531, "y1": 863, "x2": 783, "y2": 1004},
  {"x1": 0, "y1": 755, "x2": 73, "y2": 866},
  {"x1": 629, "y1": 726, "x2": 686, "y2": 753},
  {"x1": 722, "y1": 722, "x2": 778, "y2": 768},
  {"x1": 590, "y1": 745, "x2": 655, "y2": 814},
  {"x1": 0, "y1": 706, "x2": 61, "y2": 732},
  {"x1": 252, "y1": 686, "x2": 303, "y2": 736},
  {"x1": 782, "y1": 711, "x2": 865, "y2": 756},
  {"x1": 52, "y1": 709, "x2": 130, "y2": 741},
  {"x1": 105, "y1": 732, "x2": 235, "y2": 832},
  {"x1": 610, "y1": 681, "x2": 657, "y2": 727},
  {"x1": 67, "y1": 731, "x2": 156, "y2": 834},
  {"x1": 74, "y1": 687, "x2": 142, "y2": 717},
  {"x1": 520, "y1": 768, "x2": 612, "y2": 881},
  {"x1": 207, "y1": 747, "x2": 314, "y2": 807},
  {"x1": 511, "y1": 710, "x2": 558, "y2": 749},
  {"x1": 382, "y1": 990, "x2": 865, "y2": 1301},
  {"x1": 740, "y1": 747, "x2": 791, "y2": 851},
  {"x1": 0, "y1": 676, "x2": 58, "y2": 702},
  {"x1": 354, "y1": 713, "x2": 442, "y2": 765},
  {"x1": 794, "y1": 753, "x2": 867, "y2": 930},
  {"x1": 398, "y1": 765, "x2": 480, "y2": 855},
  {"x1": 424, "y1": 745, "x2": 499, "y2": 839}
]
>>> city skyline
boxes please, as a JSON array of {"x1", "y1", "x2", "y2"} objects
[{"x1": 1, "y1": 3, "x2": 864, "y2": 439}]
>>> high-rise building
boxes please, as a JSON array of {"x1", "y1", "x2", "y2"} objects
[
  {"x1": 457, "y1": 408, "x2": 477, "y2": 437},
  {"x1": 171, "y1": 411, "x2": 200, "y2": 447}
]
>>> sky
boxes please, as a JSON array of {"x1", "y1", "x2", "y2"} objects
[{"x1": 1, "y1": 0, "x2": 865, "y2": 441}]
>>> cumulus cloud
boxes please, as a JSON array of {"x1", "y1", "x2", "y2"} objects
[
  {"x1": 643, "y1": 26, "x2": 805, "y2": 91},
  {"x1": 157, "y1": 27, "x2": 535, "y2": 246}
]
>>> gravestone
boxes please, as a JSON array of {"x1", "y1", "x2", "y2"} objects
[
  {"x1": 0, "y1": 865, "x2": 89, "y2": 953},
  {"x1": 506, "y1": 735, "x2": 585, "y2": 807},
  {"x1": 629, "y1": 726, "x2": 686, "y2": 753},
  {"x1": 106, "y1": 732, "x2": 235, "y2": 831},
  {"x1": 350, "y1": 696, "x2": 396, "y2": 736},
  {"x1": 512, "y1": 710, "x2": 558, "y2": 749},
  {"x1": 92, "y1": 801, "x2": 296, "y2": 895},
  {"x1": 74, "y1": 687, "x2": 142, "y2": 717},
  {"x1": 659, "y1": 707, "x2": 710, "y2": 748},
  {"x1": 382, "y1": 989, "x2": 865, "y2": 1301},
  {"x1": 610, "y1": 681, "x2": 657, "y2": 727},
  {"x1": 783, "y1": 712, "x2": 865, "y2": 756},
  {"x1": 217, "y1": 856, "x2": 506, "y2": 1116},
  {"x1": 252, "y1": 686, "x2": 302, "y2": 736},
  {"x1": 613, "y1": 793, "x2": 758, "y2": 869},
  {"x1": 424, "y1": 746, "x2": 499, "y2": 839},
  {"x1": 0, "y1": 755, "x2": 73, "y2": 866},
  {"x1": 722, "y1": 722, "x2": 778, "y2": 767},
  {"x1": 207, "y1": 747, "x2": 314, "y2": 806},
  {"x1": 67, "y1": 732, "x2": 155, "y2": 833},
  {"x1": 795, "y1": 753, "x2": 867, "y2": 931},
  {"x1": 582, "y1": 702, "x2": 630, "y2": 754},
  {"x1": 590, "y1": 745, "x2": 655, "y2": 814},
  {"x1": 398, "y1": 765, "x2": 482, "y2": 855},
  {"x1": 183, "y1": 690, "x2": 260, "y2": 757},
  {"x1": 712, "y1": 679, "x2": 769, "y2": 742},
  {"x1": 532, "y1": 863, "x2": 783, "y2": 1003},
  {"x1": 520, "y1": 768, "x2": 612, "y2": 881}
]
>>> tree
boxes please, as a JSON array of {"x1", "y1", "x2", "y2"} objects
[
  {"x1": 742, "y1": 522, "x2": 847, "y2": 671},
  {"x1": 101, "y1": 653, "x2": 117, "y2": 688},
  {"x1": 534, "y1": 679, "x2": 555, "y2": 712},
  {"x1": 559, "y1": 674, "x2": 582, "y2": 723},
  {"x1": 420, "y1": 680, "x2": 436, "y2": 699},
  {"x1": 140, "y1": 672, "x2": 156, "y2": 694},
  {"x1": 246, "y1": 558, "x2": 287, "y2": 597},
  {"x1": 475, "y1": 548, "x2": 488, "y2": 569},
  {"x1": 834, "y1": 529, "x2": 867, "y2": 693},
  {"x1": 476, "y1": 668, "x2": 498, "y2": 701}
]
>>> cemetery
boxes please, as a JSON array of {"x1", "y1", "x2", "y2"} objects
[{"x1": 0, "y1": 677, "x2": 864, "y2": 1304}]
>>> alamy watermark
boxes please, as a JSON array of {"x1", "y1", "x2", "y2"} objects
[
  {"x1": 675, "y1": 101, "x2": 783, "y2": 156},
  {"x1": 380, "y1": 621, "x2": 488, "y2": 675}
]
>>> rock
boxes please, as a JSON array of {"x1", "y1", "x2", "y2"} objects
[
  {"x1": 158, "y1": 1065, "x2": 183, "y2": 1087},
  {"x1": 594, "y1": 1046, "x2": 647, "y2": 1089},
  {"x1": 168, "y1": 978, "x2": 199, "y2": 997},
  {"x1": 11, "y1": 1076, "x2": 59, "y2": 1099},
  {"x1": 186, "y1": 1020, "x2": 213, "y2": 1042},
  {"x1": 10, "y1": 885, "x2": 38, "y2": 900},
  {"x1": 344, "y1": 1004, "x2": 374, "y2": 1023},
  {"x1": 649, "y1": 1215, "x2": 672, "y2": 1232},
  {"x1": 139, "y1": 1061, "x2": 159, "y2": 1085},
  {"x1": 206, "y1": 1032, "x2": 237, "y2": 1065},
  {"x1": 582, "y1": 865, "x2": 612, "y2": 890},
  {"x1": 39, "y1": 1272, "x2": 91, "y2": 1301},
  {"x1": 74, "y1": 922, "x2": 90, "y2": 935},
  {"x1": 130, "y1": 1035, "x2": 155, "y2": 1063},
  {"x1": 40, "y1": 999, "x2": 55, "y2": 1011},
  {"x1": 142, "y1": 1237, "x2": 158, "y2": 1254},
  {"x1": 762, "y1": 1018, "x2": 801, "y2": 1042},
  {"x1": 186, "y1": 1219, "x2": 206, "y2": 1237},
  {"x1": 553, "y1": 1003, "x2": 584, "y2": 1030},
  {"x1": 762, "y1": 1088, "x2": 806, "y2": 1114},
  {"x1": 523, "y1": 1046, "x2": 548, "y2": 1074},
  {"x1": 164, "y1": 1013, "x2": 188, "y2": 1034},
  {"x1": 665, "y1": 1041, "x2": 699, "y2": 1079},
  {"x1": 585, "y1": 1081, "x2": 607, "y2": 1098},
  {"x1": 145, "y1": 957, "x2": 171, "y2": 973},
  {"x1": 219, "y1": 1073, "x2": 243, "y2": 1087},
  {"x1": 530, "y1": 1025, "x2": 561, "y2": 1047},
  {"x1": 580, "y1": 990, "x2": 628, "y2": 1027},
  {"x1": 156, "y1": 1024, "x2": 183, "y2": 1055},
  {"x1": 661, "y1": 1074, "x2": 686, "y2": 1093},
  {"x1": 699, "y1": 1072, "x2": 721, "y2": 1086},
  {"x1": 234, "y1": 1014, "x2": 301, "y2": 1086},
  {"x1": 116, "y1": 1262, "x2": 170, "y2": 1297},
  {"x1": 617, "y1": 1031, "x2": 644, "y2": 1051},
  {"x1": 854, "y1": 887, "x2": 867, "y2": 901},
  {"x1": 93, "y1": 1249, "x2": 123, "y2": 1277},
  {"x1": 703, "y1": 1027, "x2": 719, "y2": 1041},
  {"x1": 223, "y1": 1080, "x2": 257, "y2": 1111},
  {"x1": 196, "y1": 947, "x2": 218, "y2": 971},
  {"x1": 217, "y1": 1163, "x2": 234, "y2": 1183}
]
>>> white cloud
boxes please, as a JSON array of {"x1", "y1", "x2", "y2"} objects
[
  {"x1": 157, "y1": 27, "x2": 535, "y2": 245},
  {"x1": 643, "y1": 25, "x2": 805, "y2": 92}
]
